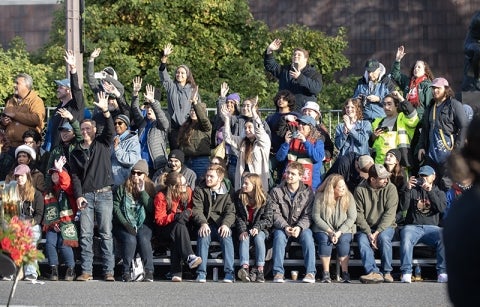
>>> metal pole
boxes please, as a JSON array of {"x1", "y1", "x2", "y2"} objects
[{"x1": 66, "y1": 0, "x2": 83, "y2": 87}]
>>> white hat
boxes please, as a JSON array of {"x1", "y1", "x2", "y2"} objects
[
  {"x1": 301, "y1": 101, "x2": 321, "y2": 115},
  {"x1": 15, "y1": 144, "x2": 36, "y2": 161}
]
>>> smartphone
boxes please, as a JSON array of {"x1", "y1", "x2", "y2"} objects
[
  {"x1": 292, "y1": 63, "x2": 299, "y2": 71},
  {"x1": 94, "y1": 72, "x2": 107, "y2": 79},
  {"x1": 376, "y1": 126, "x2": 389, "y2": 133}
]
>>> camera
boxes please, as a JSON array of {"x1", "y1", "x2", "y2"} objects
[
  {"x1": 291, "y1": 131, "x2": 300, "y2": 138},
  {"x1": 94, "y1": 71, "x2": 107, "y2": 79},
  {"x1": 80, "y1": 201, "x2": 88, "y2": 209},
  {"x1": 415, "y1": 177, "x2": 425, "y2": 187}
]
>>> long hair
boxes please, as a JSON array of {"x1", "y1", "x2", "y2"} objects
[
  {"x1": 175, "y1": 65, "x2": 196, "y2": 87},
  {"x1": 241, "y1": 118, "x2": 255, "y2": 164},
  {"x1": 16, "y1": 172, "x2": 35, "y2": 202},
  {"x1": 177, "y1": 117, "x2": 196, "y2": 146},
  {"x1": 342, "y1": 98, "x2": 364, "y2": 120},
  {"x1": 409, "y1": 60, "x2": 434, "y2": 80},
  {"x1": 305, "y1": 123, "x2": 322, "y2": 142},
  {"x1": 385, "y1": 160, "x2": 405, "y2": 189},
  {"x1": 239, "y1": 173, "x2": 267, "y2": 209},
  {"x1": 125, "y1": 173, "x2": 156, "y2": 200},
  {"x1": 315, "y1": 174, "x2": 351, "y2": 218},
  {"x1": 162, "y1": 171, "x2": 189, "y2": 213}
]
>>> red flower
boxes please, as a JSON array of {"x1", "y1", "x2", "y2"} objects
[{"x1": 1, "y1": 237, "x2": 12, "y2": 251}]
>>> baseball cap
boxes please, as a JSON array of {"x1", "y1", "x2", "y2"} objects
[
  {"x1": 54, "y1": 78, "x2": 71, "y2": 88},
  {"x1": 358, "y1": 155, "x2": 374, "y2": 171},
  {"x1": 430, "y1": 77, "x2": 449, "y2": 88},
  {"x1": 296, "y1": 115, "x2": 317, "y2": 126},
  {"x1": 58, "y1": 121, "x2": 73, "y2": 131},
  {"x1": 14, "y1": 164, "x2": 31, "y2": 176},
  {"x1": 365, "y1": 59, "x2": 380, "y2": 72},
  {"x1": 368, "y1": 164, "x2": 391, "y2": 179},
  {"x1": 418, "y1": 165, "x2": 435, "y2": 176}
]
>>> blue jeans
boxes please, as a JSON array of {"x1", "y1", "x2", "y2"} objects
[
  {"x1": 272, "y1": 228, "x2": 316, "y2": 275},
  {"x1": 79, "y1": 190, "x2": 115, "y2": 275},
  {"x1": 314, "y1": 231, "x2": 353, "y2": 257},
  {"x1": 114, "y1": 223, "x2": 154, "y2": 275},
  {"x1": 45, "y1": 229, "x2": 75, "y2": 267},
  {"x1": 400, "y1": 225, "x2": 446, "y2": 275},
  {"x1": 24, "y1": 224, "x2": 42, "y2": 277},
  {"x1": 356, "y1": 227, "x2": 395, "y2": 274},
  {"x1": 239, "y1": 231, "x2": 266, "y2": 267},
  {"x1": 196, "y1": 224, "x2": 234, "y2": 275},
  {"x1": 186, "y1": 156, "x2": 211, "y2": 181}
]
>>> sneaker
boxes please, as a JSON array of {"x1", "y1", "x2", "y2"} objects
[
  {"x1": 321, "y1": 271, "x2": 331, "y2": 283},
  {"x1": 383, "y1": 273, "x2": 394, "y2": 283},
  {"x1": 341, "y1": 271, "x2": 351, "y2": 283},
  {"x1": 237, "y1": 268, "x2": 251, "y2": 282},
  {"x1": 144, "y1": 270, "x2": 154, "y2": 282},
  {"x1": 76, "y1": 273, "x2": 93, "y2": 281},
  {"x1": 401, "y1": 273, "x2": 412, "y2": 283},
  {"x1": 359, "y1": 272, "x2": 384, "y2": 284},
  {"x1": 249, "y1": 268, "x2": 258, "y2": 282},
  {"x1": 223, "y1": 273, "x2": 235, "y2": 283},
  {"x1": 64, "y1": 267, "x2": 75, "y2": 281},
  {"x1": 172, "y1": 275, "x2": 182, "y2": 282},
  {"x1": 196, "y1": 273, "x2": 206, "y2": 283},
  {"x1": 273, "y1": 273, "x2": 285, "y2": 283},
  {"x1": 24, "y1": 274, "x2": 37, "y2": 281},
  {"x1": 122, "y1": 273, "x2": 132, "y2": 282},
  {"x1": 1, "y1": 275, "x2": 13, "y2": 281},
  {"x1": 187, "y1": 255, "x2": 202, "y2": 269},
  {"x1": 256, "y1": 271, "x2": 265, "y2": 283},
  {"x1": 50, "y1": 266, "x2": 58, "y2": 281},
  {"x1": 302, "y1": 273, "x2": 316, "y2": 283},
  {"x1": 104, "y1": 273, "x2": 115, "y2": 282},
  {"x1": 437, "y1": 273, "x2": 448, "y2": 283}
]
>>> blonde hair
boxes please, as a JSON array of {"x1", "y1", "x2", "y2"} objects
[
  {"x1": 315, "y1": 174, "x2": 351, "y2": 218},
  {"x1": 239, "y1": 173, "x2": 267, "y2": 209},
  {"x1": 16, "y1": 173, "x2": 35, "y2": 202}
]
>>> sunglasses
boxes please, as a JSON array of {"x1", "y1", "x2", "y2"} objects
[
  {"x1": 114, "y1": 121, "x2": 124, "y2": 126},
  {"x1": 131, "y1": 171, "x2": 144, "y2": 176}
]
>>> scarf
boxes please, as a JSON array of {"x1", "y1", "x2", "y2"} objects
[
  {"x1": 286, "y1": 138, "x2": 314, "y2": 187},
  {"x1": 43, "y1": 192, "x2": 78, "y2": 247},
  {"x1": 407, "y1": 75, "x2": 428, "y2": 107}
]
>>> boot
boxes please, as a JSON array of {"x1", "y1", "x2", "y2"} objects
[
  {"x1": 50, "y1": 265, "x2": 58, "y2": 281},
  {"x1": 65, "y1": 267, "x2": 75, "y2": 281}
]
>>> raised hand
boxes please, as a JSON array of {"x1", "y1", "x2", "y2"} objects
[
  {"x1": 64, "y1": 50, "x2": 76, "y2": 67},
  {"x1": 191, "y1": 85, "x2": 199, "y2": 103},
  {"x1": 56, "y1": 108, "x2": 73, "y2": 121},
  {"x1": 95, "y1": 92, "x2": 109, "y2": 112},
  {"x1": 54, "y1": 156, "x2": 67, "y2": 172},
  {"x1": 163, "y1": 43, "x2": 173, "y2": 57},
  {"x1": 267, "y1": 38, "x2": 282, "y2": 53},
  {"x1": 132, "y1": 77, "x2": 143, "y2": 95},
  {"x1": 220, "y1": 82, "x2": 229, "y2": 98},
  {"x1": 90, "y1": 48, "x2": 101, "y2": 60},
  {"x1": 396, "y1": 45, "x2": 406, "y2": 62},
  {"x1": 144, "y1": 84, "x2": 155, "y2": 103}
]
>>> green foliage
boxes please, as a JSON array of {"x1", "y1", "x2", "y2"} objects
[
  {"x1": 7, "y1": 0, "x2": 354, "y2": 110},
  {"x1": 0, "y1": 38, "x2": 55, "y2": 105}
]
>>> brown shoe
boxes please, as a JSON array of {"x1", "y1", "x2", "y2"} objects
[
  {"x1": 104, "y1": 273, "x2": 115, "y2": 282},
  {"x1": 383, "y1": 273, "x2": 394, "y2": 283},
  {"x1": 76, "y1": 273, "x2": 93, "y2": 281},
  {"x1": 359, "y1": 272, "x2": 384, "y2": 284}
]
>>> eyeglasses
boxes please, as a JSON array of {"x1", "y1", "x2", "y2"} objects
[
  {"x1": 131, "y1": 171, "x2": 144, "y2": 176},
  {"x1": 114, "y1": 122, "x2": 124, "y2": 126}
]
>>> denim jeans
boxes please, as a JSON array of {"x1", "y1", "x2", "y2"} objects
[
  {"x1": 272, "y1": 228, "x2": 316, "y2": 275},
  {"x1": 45, "y1": 229, "x2": 75, "y2": 267},
  {"x1": 186, "y1": 156, "x2": 211, "y2": 182},
  {"x1": 24, "y1": 224, "x2": 42, "y2": 277},
  {"x1": 314, "y1": 231, "x2": 353, "y2": 257},
  {"x1": 196, "y1": 223, "x2": 234, "y2": 276},
  {"x1": 114, "y1": 223, "x2": 154, "y2": 275},
  {"x1": 356, "y1": 227, "x2": 395, "y2": 274},
  {"x1": 400, "y1": 225, "x2": 446, "y2": 275},
  {"x1": 79, "y1": 190, "x2": 115, "y2": 275},
  {"x1": 239, "y1": 231, "x2": 267, "y2": 267}
]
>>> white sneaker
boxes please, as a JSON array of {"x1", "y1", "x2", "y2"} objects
[
  {"x1": 401, "y1": 273, "x2": 412, "y2": 283},
  {"x1": 437, "y1": 273, "x2": 448, "y2": 283},
  {"x1": 187, "y1": 255, "x2": 202, "y2": 269}
]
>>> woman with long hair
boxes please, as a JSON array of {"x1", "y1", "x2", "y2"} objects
[
  {"x1": 312, "y1": 174, "x2": 356, "y2": 283},
  {"x1": 113, "y1": 159, "x2": 157, "y2": 282},
  {"x1": 335, "y1": 98, "x2": 372, "y2": 158},
  {"x1": 13, "y1": 164, "x2": 44, "y2": 281},
  {"x1": 383, "y1": 148, "x2": 409, "y2": 224},
  {"x1": 276, "y1": 114, "x2": 325, "y2": 190},
  {"x1": 154, "y1": 171, "x2": 202, "y2": 282},
  {"x1": 235, "y1": 173, "x2": 273, "y2": 283},
  {"x1": 159, "y1": 43, "x2": 199, "y2": 149},
  {"x1": 221, "y1": 97, "x2": 271, "y2": 192}
]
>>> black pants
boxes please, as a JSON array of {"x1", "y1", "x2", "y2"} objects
[{"x1": 156, "y1": 222, "x2": 195, "y2": 274}]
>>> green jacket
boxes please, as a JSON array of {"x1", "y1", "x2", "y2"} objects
[{"x1": 113, "y1": 184, "x2": 154, "y2": 234}]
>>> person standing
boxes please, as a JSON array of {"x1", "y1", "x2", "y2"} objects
[
  {"x1": 1, "y1": 73, "x2": 45, "y2": 148},
  {"x1": 264, "y1": 39, "x2": 323, "y2": 112},
  {"x1": 269, "y1": 162, "x2": 316, "y2": 283},
  {"x1": 355, "y1": 164, "x2": 398, "y2": 284},
  {"x1": 70, "y1": 92, "x2": 116, "y2": 282}
]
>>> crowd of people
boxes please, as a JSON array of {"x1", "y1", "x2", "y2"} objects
[{"x1": 0, "y1": 40, "x2": 475, "y2": 285}]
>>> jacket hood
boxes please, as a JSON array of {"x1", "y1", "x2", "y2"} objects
[{"x1": 363, "y1": 62, "x2": 387, "y2": 82}]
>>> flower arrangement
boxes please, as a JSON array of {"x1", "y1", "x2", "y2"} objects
[{"x1": 0, "y1": 216, "x2": 44, "y2": 266}]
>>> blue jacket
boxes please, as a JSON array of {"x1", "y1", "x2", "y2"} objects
[
  {"x1": 111, "y1": 131, "x2": 141, "y2": 187},
  {"x1": 335, "y1": 120, "x2": 372, "y2": 157}
]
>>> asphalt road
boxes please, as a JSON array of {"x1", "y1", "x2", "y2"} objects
[{"x1": 0, "y1": 277, "x2": 452, "y2": 307}]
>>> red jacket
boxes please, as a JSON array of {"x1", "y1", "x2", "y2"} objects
[{"x1": 154, "y1": 187, "x2": 193, "y2": 226}]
